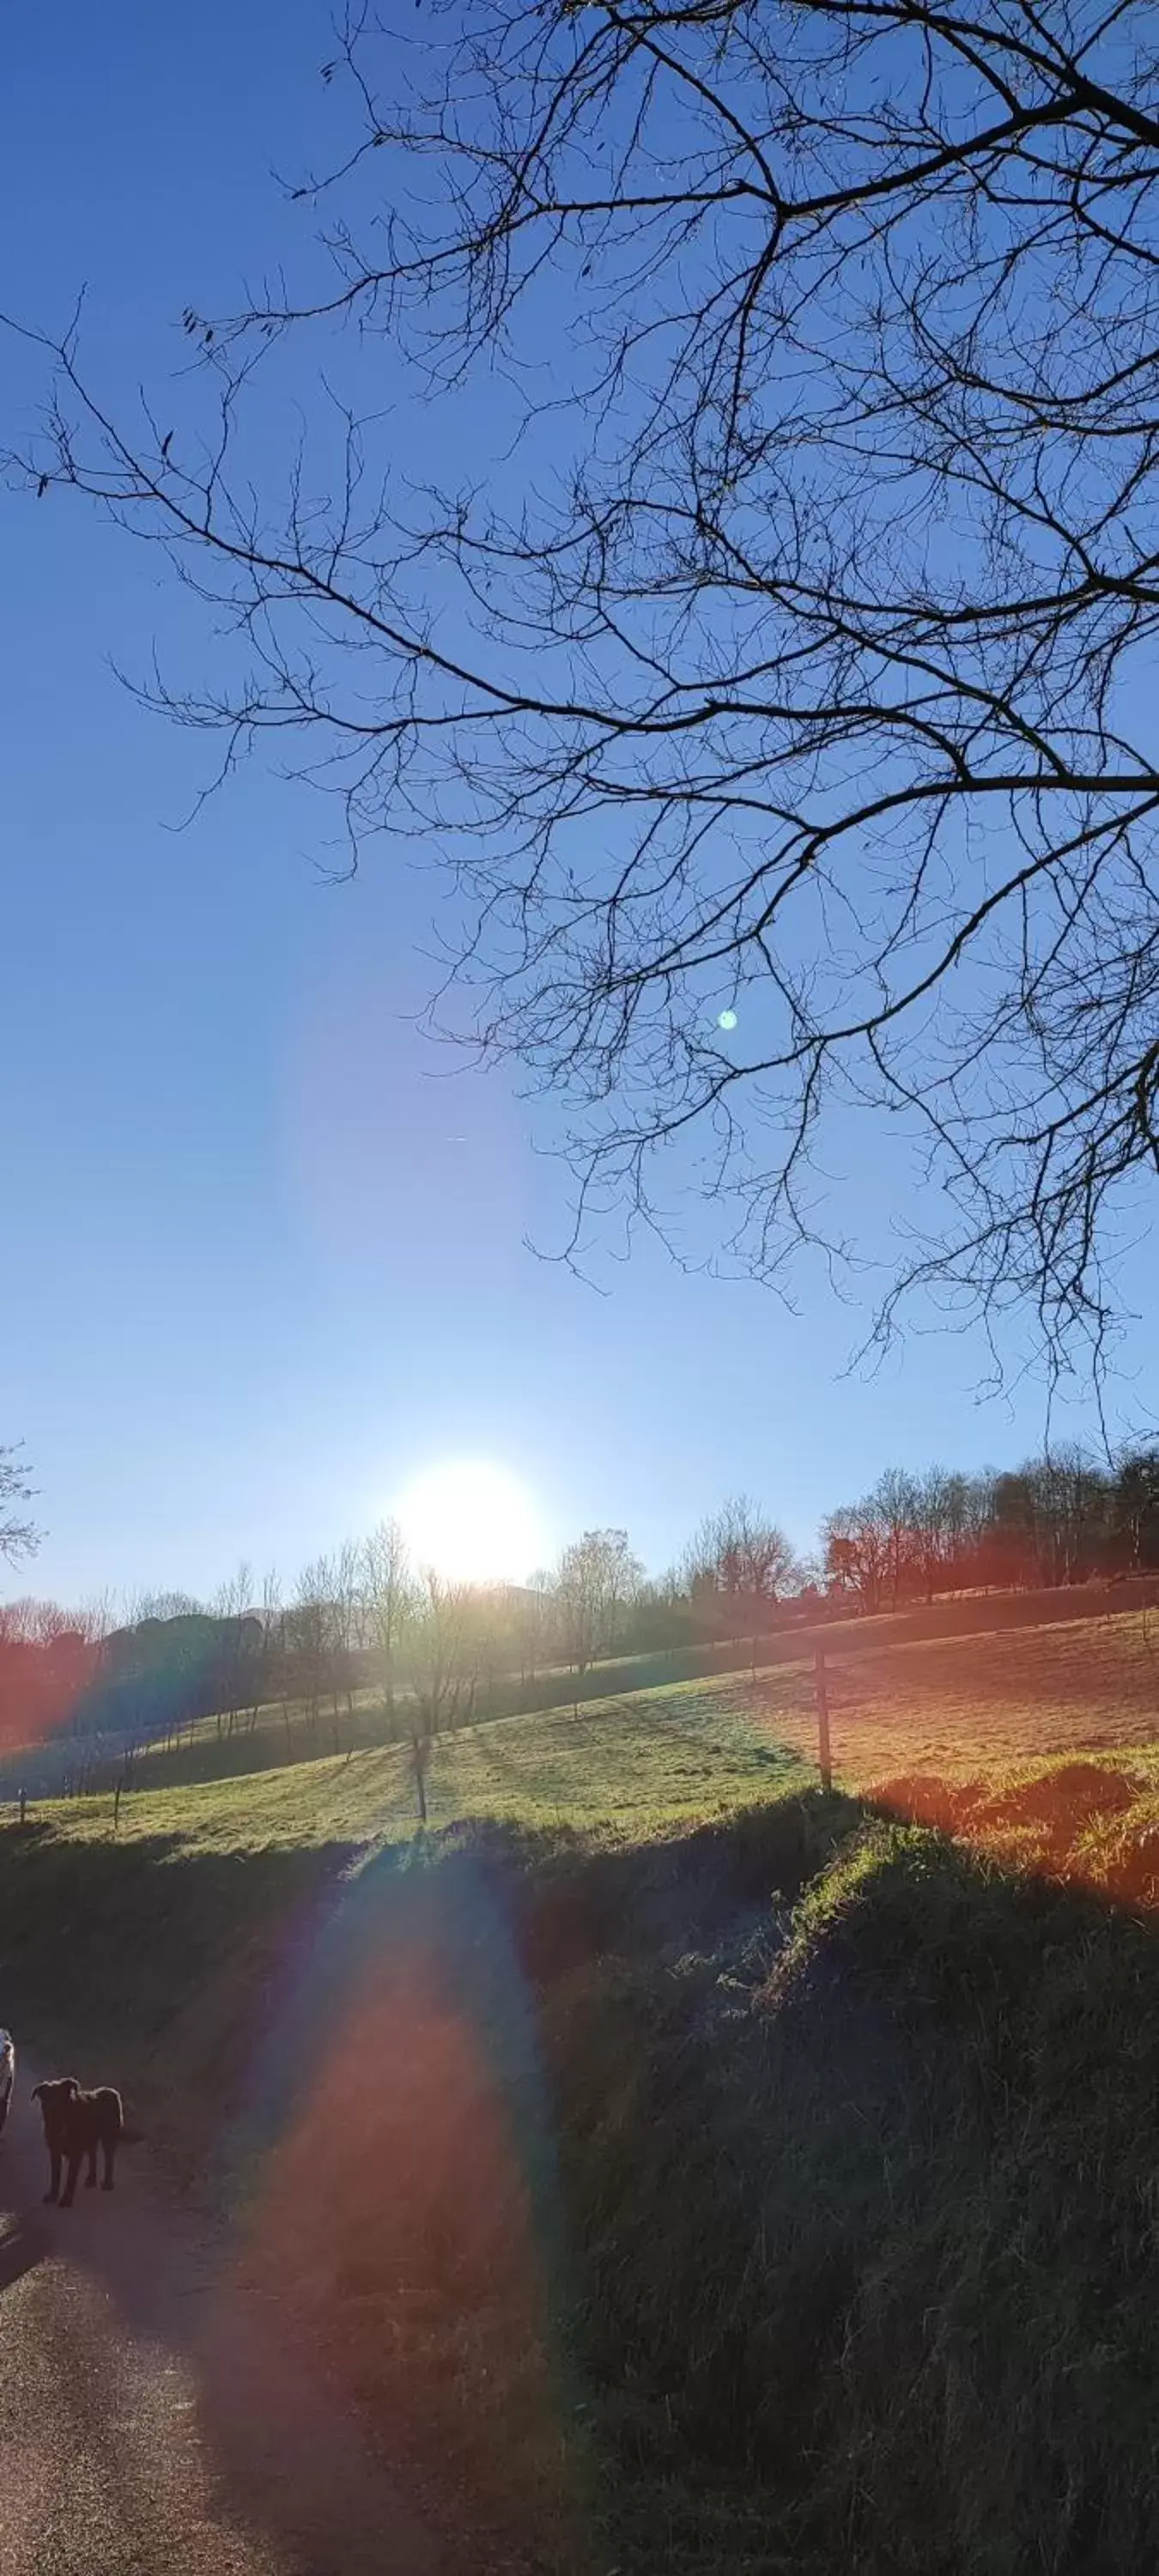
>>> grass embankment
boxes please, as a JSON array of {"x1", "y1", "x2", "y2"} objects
[{"x1": 4, "y1": 1628, "x2": 1159, "y2": 2568}]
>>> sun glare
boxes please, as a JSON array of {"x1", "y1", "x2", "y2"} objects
[{"x1": 394, "y1": 1461, "x2": 545, "y2": 1585}]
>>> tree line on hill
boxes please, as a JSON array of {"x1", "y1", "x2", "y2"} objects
[
  {"x1": 822, "y1": 1449, "x2": 1159, "y2": 1608},
  {"x1": 0, "y1": 1445, "x2": 1156, "y2": 1786}
]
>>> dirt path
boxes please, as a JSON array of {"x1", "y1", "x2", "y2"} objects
[{"x1": 0, "y1": 2071, "x2": 446, "y2": 2576}]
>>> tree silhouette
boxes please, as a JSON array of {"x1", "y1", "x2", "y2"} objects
[
  {"x1": 23, "y1": 0, "x2": 1159, "y2": 1355},
  {"x1": 0, "y1": 1445, "x2": 39, "y2": 1566}
]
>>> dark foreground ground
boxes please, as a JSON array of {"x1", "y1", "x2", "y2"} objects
[
  {"x1": 6, "y1": 1778, "x2": 1159, "y2": 2573},
  {"x1": 0, "y1": 2071, "x2": 444, "y2": 2576}
]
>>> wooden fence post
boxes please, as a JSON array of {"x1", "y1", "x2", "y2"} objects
[
  {"x1": 113, "y1": 1783, "x2": 121, "y2": 1834},
  {"x1": 412, "y1": 1732, "x2": 429, "y2": 1827},
  {"x1": 815, "y1": 1646, "x2": 832, "y2": 1793},
  {"x1": 18, "y1": 1789, "x2": 26, "y2": 1829}
]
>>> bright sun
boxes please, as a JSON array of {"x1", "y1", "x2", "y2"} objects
[{"x1": 394, "y1": 1461, "x2": 545, "y2": 1585}]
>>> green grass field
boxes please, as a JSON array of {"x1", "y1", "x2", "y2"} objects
[
  {"x1": 130, "y1": 1633, "x2": 774, "y2": 1789},
  {"x1": 46, "y1": 1683, "x2": 808, "y2": 1856},
  {"x1": 127, "y1": 1581, "x2": 1159, "y2": 1794},
  {"x1": 31, "y1": 1602, "x2": 1159, "y2": 1877},
  {"x1": 7, "y1": 1603, "x2": 1159, "y2": 2571}
]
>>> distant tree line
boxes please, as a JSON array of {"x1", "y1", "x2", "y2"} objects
[
  {"x1": 1, "y1": 1444, "x2": 1156, "y2": 1785},
  {"x1": 822, "y1": 1449, "x2": 1159, "y2": 1610},
  {"x1": 0, "y1": 1530, "x2": 654, "y2": 1783}
]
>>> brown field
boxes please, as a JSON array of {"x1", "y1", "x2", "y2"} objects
[
  {"x1": 742, "y1": 1605, "x2": 1159, "y2": 1908},
  {"x1": 752, "y1": 1602, "x2": 1159, "y2": 1784}
]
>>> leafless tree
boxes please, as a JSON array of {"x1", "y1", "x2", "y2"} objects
[
  {"x1": 874, "y1": 1471, "x2": 923, "y2": 1613},
  {"x1": 254, "y1": 1566, "x2": 282, "y2": 1734},
  {"x1": 75, "y1": 1589, "x2": 117, "y2": 1649},
  {"x1": 904, "y1": 1467, "x2": 969, "y2": 1604},
  {"x1": 329, "y1": 1537, "x2": 365, "y2": 1743},
  {"x1": 824, "y1": 1466, "x2": 981, "y2": 1605},
  {"x1": 293, "y1": 1547, "x2": 352, "y2": 1741},
  {"x1": 1113, "y1": 1449, "x2": 1159, "y2": 1571},
  {"x1": 258, "y1": 1567, "x2": 299, "y2": 1758},
  {"x1": 555, "y1": 1528, "x2": 642, "y2": 1683},
  {"x1": 0, "y1": 1447, "x2": 39, "y2": 1567},
  {"x1": 822, "y1": 1500, "x2": 892, "y2": 1614},
  {"x1": 130, "y1": 1589, "x2": 203, "y2": 1624},
  {"x1": 290, "y1": 1557, "x2": 331, "y2": 1740},
  {"x1": 361, "y1": 1517, "x2": 416, "y2": 1726},
  {"x1": 457, "y1": 1583, "x2": 519, "y2": 1722},
  {"x1": 17, "y1": 0, "x2": 1159, "y2": 1360},
  {"x1": 684, "y1": 1494, "x2": 798, "y2": 1662},
  {"x1": 214, "y1": 1560, "x2": 255, "y2": 1739},
  {"x1": 992, "y1": 1444, "x2": 1113, "y2": 1583},
  {"x1": 409, "y1": 1566, "x2": 471, "y2": 1734},
  {"x1": 512, "y1": 1570, "x2": 559, "y2": 1704}
]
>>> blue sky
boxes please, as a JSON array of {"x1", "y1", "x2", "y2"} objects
[{"x1": 2, "y1": 0, "x2": 1154, "y2": 1609}]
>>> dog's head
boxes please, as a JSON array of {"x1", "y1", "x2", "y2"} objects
[{"x1": 32, "y1": 2077, "x2": 79, "y2": 2111}]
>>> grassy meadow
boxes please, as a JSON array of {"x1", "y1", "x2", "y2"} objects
[
  {"x1": 124, "y1": 1579, "x2": 1159, "y2": 1794},
  {"x1": 4, "y1": 1600, "x2": 1159, "y2": 2570},
  {"x1": 27, "y1": 1600, "x2": 1159, "y2": 1879},
  {"x1": 43, "y1": 1684, "x2": 809, "y2": 1855}
]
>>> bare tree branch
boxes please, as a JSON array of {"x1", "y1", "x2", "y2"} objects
[
  {"x1": 11, "y1": 0, "x2": 1159, "y2": 1359},
  {"x1": 0, "y1": 1445, "x2": 41, "y2": 1568}
]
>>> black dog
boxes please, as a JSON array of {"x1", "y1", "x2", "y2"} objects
[{"x1": 32, "y1": 2076, "x2": 137, "y2": 2207}]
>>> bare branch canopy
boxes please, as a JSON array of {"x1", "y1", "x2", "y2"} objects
[{"x1": 16, "y1": 0, "x2": 1159, "y2": 1357}]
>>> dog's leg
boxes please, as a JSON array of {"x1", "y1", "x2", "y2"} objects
[
  {"x1": 85, "y1": 2145, "x2": 98, "y2": 2188},
  {"x1": 44, "y1": 2147, "x2": 61, "y2": 2205},
  {"x1": 102, "y1": 2137, "x2": 116, "y2": 2191},
  {"x1": 59, "y1": 2153, "x2": 80, "y2": 2208}
]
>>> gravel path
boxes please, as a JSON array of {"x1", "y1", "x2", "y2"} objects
[{"x1": 0, "y1": 2069, "x2": 444, "y2": 2575}]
